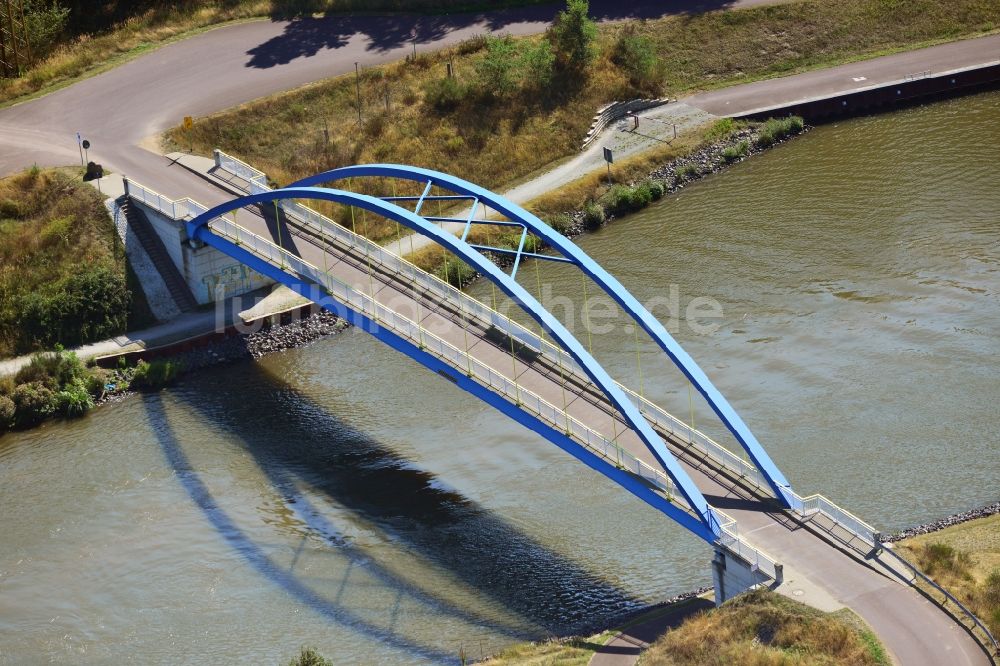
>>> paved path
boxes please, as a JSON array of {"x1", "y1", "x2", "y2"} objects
[{"x1": 685, "y1": 34, "x2": 1000, "y2": 116}]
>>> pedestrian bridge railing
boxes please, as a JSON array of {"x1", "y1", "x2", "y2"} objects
[{"x1": 211, "y1": 151, "x2": 881, "y2": 551}]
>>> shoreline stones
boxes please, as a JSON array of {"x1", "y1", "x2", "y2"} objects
[{"x1": 880, "y1": 501, "x2": 1000, "y2": 543}]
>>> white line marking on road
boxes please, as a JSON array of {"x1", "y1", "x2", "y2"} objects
[{"x1": 852, "y1": 76, "x2": 867, "y2": 82}]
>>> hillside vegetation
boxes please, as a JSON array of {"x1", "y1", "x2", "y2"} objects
[
  {"x1": 166, "y1": 0, "x2": 1000, "y2": 243},
  {"x1": 0, "y1": 167, "x2": 152, "y2": 358},
  {"x1": 639, "y1": 589, "x2": 888, "y2": 666}
]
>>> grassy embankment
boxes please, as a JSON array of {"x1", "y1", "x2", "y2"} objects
[
  {"x1": 166, "y1": 0, "x2": 1000, "y2": 283},
  {"x1": 458, "y1": 590, "x2": 888, "y2": 665},
  {"x1": 638, "y1": 589, "x2": 889, "y2": 666},
  {"x1": 0, "y1": 166, "x2": 152, "y2": 358},
  {"x1": 0, "y1": 0, "x2": 552, "y2": 108},
  {"x1": 895, "y1": 513, "x2": 1000, "y2": 644}
]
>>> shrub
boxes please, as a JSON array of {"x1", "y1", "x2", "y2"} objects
[
  {"x1": 549, "y1": 0, "x2": 597, "y2": 70},
  {"x1": 0, "y1": 198, "x2": 23, "y2": 219},
  {"x1": 12, "y1": 381, "x2": 55, "y2": 427},
  {"x1": 286, "y1": 647, "x2": 332, "y2": 666},
  {"x1": 475, "y1": 35, "x2": 520, "y2": 98},
  {"x1": 546, "y1": 213, "x2": 573, "y2": 234},
  {"x1": 437, "y1": 257, "x2": 476, "y2": 287},
  {"x1": 456, "y1": 33, "x2": 488, "y2": 55},
  {"x1": 23, "y1": 0, "x2": 70, "y2": 61},
  {"x1": 605, "y1": 183, "x2": 653, "y2": 216},
  {"x1": 0, "y1": 394, "x2": 14, "y2": 431},
  {"x1": 982, "y1": 570, "x2": 1000, "y2": 607},
  {"x1": 648, "y1": 179, "x2": 666, "y2": 200},
  {"x1": 756, "y1": 115, "x2": 805, "y2": 147},
  {"x1": 131, "y1": 359, "x2": 184, "y2": 390},
  {"x1": 706, "y1": 117, "x2": 736, "y2": 141},
  {"x1": 521, "y1": 38, "x2": 555, "y2": 90},
  {"x1": 613, "y1": 30, "x2": 663, "y2": 92},
  {"x1": 15, "y1": 349, "x2": 86, "y2": 389},
  {"x1": 16, "y1": 263, "x2": 130, "y2": 350},
  {"x1": 676, "y1": 163, "x2": 699, "y2": 181},
  {"x1": 722, "y1": 140, "x2": 750, "y2": 163},
  {"x1": 582, "y1": 201, "x2": 605, "y2": 229},
  {"x1": 423, "y1": 76, "x2": 466, "y2": 111},
  {"x1": 919, "y1": 542, "x2": 972, "y2": 577},
  {"x1": 55, "y1": 378, "x2": 94, "y2": 418}
]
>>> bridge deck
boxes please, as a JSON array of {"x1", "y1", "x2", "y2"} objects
[{"x1": 189, "y1": 195, "x2": 987, "y2": 666}]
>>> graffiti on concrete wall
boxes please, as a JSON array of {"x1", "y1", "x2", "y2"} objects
[{"x1": 201, "y1": 263, "x2": 269, "y2": 301}]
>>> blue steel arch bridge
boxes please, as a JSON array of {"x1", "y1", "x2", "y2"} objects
[{"x1": 119, "y1": 154, "x2": 998, "y2": 662}]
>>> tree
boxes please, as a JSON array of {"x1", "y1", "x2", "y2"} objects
[
  {"x1": 474, "y1": 34, "x2": 520, "y2": 97},
  {"x1": 520, "y1": 38, "x2": 555, "y2": 90},
  {"x1": 22, "y1": 0, "x2": 69, "y2": 60},
  {"x1": 549, "y1": 0, "x2": 597, "y2": 71}
]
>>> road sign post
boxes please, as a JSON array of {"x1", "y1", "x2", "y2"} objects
[
  {"x1": 603, "y1": 146, "x2": 613, "y2": 184},
  {"x1": 183, "y1": 116, "x2": 194, "y2": 152},
  {"x1": 76, "y1": 132, "x2": 84, "y2": 166}
]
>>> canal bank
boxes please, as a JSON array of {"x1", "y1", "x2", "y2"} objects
[{"x1": 0, "y1": 89, "x2": 997, "y2": 665}]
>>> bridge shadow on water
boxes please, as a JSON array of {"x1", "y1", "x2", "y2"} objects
[
  {"x1": 247, "y1": 1, "x2": 746, "y2": 68},
  {"x1": 143, "y1": 357, "x2": 646, "y2": 660}
]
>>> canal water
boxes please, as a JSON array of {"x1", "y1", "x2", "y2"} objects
[{"x1": 1, "y1": 90, "x2": 998, "y2": 664}]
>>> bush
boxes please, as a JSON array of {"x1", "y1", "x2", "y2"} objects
[
  {"x1": 0, "y1": 394, "x2": 14, "y2": 431},
  {"x1": 521, "y1": 38, "x2": 555, "y2": 90},
  {"x1": 648, "y1": 179, "x2": 666, "y2": 200},
  {"x1": 706, "y1": 117, "x2": 736, "y2": 141},
  {"x1": 981, "y1": 570, "x2": 1000, "y2": 607},
  {"x1": 676, "y1": 163, "x2": 699, "y2": 181},
  {"x1": 55, "y1": 378, "x2": 94, "y2": 418},
  {"x1": 423, "y1": 76, "x2": 466, "y2": 111},
  {"x1": 613, "y1": 30, "x2": 663, "y2": 92},
  {"x1": 286, "y1": 647, "x2": 332, "y2": 666},
  {"x1": 582, "y1": 201, "x2": 605, "y2": 229},
  {"x1": 437, "y1": 256, "x2": 476, "y2": 287},
  {"x1": 546, "y1": 213, "x2": 573, "y2": 235},
  {"x1": 12, "y1": 381, "x2": 55, "y2": 427},
  {"x1": 23, "y1": 0, "x2": 70, "y2": 61},
  {"x1": 16, "y1": 263, "x2": 130, "y2": 350},
  {"x1": 605, "y1": 183, "x2": 653, "y2": 216},
  {"x1": 721, "y1": 141, "x2": 749, "y2": 163},
  {"x1": 15, "y1": 349, "x2": 86, "y2": 389},
  {"x1": 920, "y1": 542, "x2": 972, "y2": 577},
  {"x1": 549, "y1": 0, "x2": 597, "y2": 70},
  {"x1": 455, "y1": 33, "x2": 488, "y2": 56},
  {"x1": 756, "y1": 115, "x2": 805, "y2": 147},
  {"x1": 131, "y1": 359, "x2": 184, "y2": 390},
  {"x1": 475, "y1": 34, "x2": 520, "y2": 98}
]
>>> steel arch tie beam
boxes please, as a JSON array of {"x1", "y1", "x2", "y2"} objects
[
  {"x1": 186, "y1": 186, "x2": 722, "y2": 537},
  {"x1": 286, "y1": 165, "x2": 795, "y2": 507}
]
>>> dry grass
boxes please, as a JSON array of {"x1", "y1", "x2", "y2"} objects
[
  {"x1": 896, "y1": 513, "x2": 1000, "y2": 639},
  {"x1": 639, "y1": 589, "x2": 888, "y2": 666},
  {"x1": 165, "y1": 0, "x2": 1000, "y2": 244}
]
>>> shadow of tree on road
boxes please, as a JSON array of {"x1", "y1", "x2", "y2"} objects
[{"x1": 245, "y1": 0, "x2": 743, "y2": 68}]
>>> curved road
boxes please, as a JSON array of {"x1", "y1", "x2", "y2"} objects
[{"x1": 0, "y1": 3, "x2": 995, "y2": 665}]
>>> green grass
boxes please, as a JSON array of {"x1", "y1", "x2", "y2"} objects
[
  {"x1": 0, "y1": 166, "x2": 153, "y2": 358},
  {"x1": 639, "y1": 589, "x2": 889, "y2": 666}
]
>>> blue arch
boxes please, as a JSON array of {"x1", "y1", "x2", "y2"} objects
[
  {"x1": 286, "y1": 165, "x2": 794, "y2": 507},
  {"x1": 186, "y1": 186, "x2": 723, "y2": 540}
]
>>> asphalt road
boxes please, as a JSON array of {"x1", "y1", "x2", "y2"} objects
[
  {"x1": 0, "y1": 0, "x2": 783, "y2": 186},
  {"x1": 686, "y1": 33, "x2": 1000, "y2": 116}
]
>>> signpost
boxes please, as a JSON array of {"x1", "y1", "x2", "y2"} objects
[
  {"x1": 603, "y1": 146, "x2": 613, "y2": 184},
  {"x1": 76, "y1": 132, "x2": 84, "y2": 166},
  {"x1": 183, "y1": 115, "x2": 194, "y2": 152}
]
